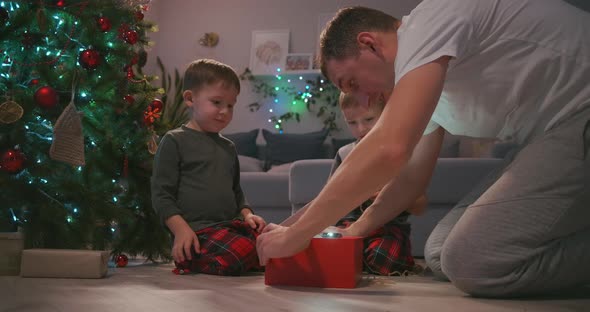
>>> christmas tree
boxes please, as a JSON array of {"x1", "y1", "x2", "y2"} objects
[{"x1": 0, "y1": 0, "x2": 171, "y2": 261}]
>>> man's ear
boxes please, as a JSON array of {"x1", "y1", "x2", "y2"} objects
[
  {"x1": 358, "y1": 32, "x2": 386, "y2": 61},
  {"x1": 183, "y1": 90, "x2": 193, "y2": 107},
  {"x1": 357, "y1": 32, "x2": 377, "y2": 51}
]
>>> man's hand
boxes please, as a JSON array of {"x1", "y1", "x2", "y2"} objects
[
  {"x1": 256, "y1": 223, "x2": 311, "y2": 266},
  {"x1": 244, "y1": 213, "x2": 267, "y2": 232}
]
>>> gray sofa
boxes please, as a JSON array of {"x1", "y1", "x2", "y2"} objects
[{"x1": 287, "y1": 157, "x2": 504, "y2": 257}]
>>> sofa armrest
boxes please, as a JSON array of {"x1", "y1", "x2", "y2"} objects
[
  {"x1": 289, "y1": 159, "x2": 333, "y2": 209},
  {"x1": 240, "y1": 172, "x2": 290, "y2": 207},
  {"x1": 427, "y1": 158, "x2": 503, "y2": 204}
]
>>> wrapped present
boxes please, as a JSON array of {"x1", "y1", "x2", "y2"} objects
[
  {"x1": 20, "y1": 249, "x2": 109, "y2": 279},
  {"x1": 0, "y1": 231, "x2": 24, "y2": 276},
  {"x1": 265, "y1": 236, "x2": 363, "y2": 288}
]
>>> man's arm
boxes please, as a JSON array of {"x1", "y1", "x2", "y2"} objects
[
  {"x1": 288, "y1": 57, "x2": 450, "y2": 239},
  {"x1": 348, "y1": 127, "x2": 444, "y2": 236}
]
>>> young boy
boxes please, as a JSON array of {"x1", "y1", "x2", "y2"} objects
[
  {"x1": 330, "y1": 92, "x2": 427, "y2": 275},
  {"x1": 151, "y1": 59, "x2": 266, "y2": 276}
]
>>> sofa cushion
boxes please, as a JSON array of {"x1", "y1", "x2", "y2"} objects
[
  {"x1": 223, "y1": 129, "x2": 259, "y2": 158},
  {"x1": 267, "y1": 162, "x2": 293, "y2": 173},
  {"x1": 262, "y1": 129, "x2": 329, "y2": 168},
  {"x1": 238, "y1": 155, "x2": 264, "y2": 172}
]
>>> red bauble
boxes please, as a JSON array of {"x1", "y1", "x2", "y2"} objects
[
  {"x1": 135, "y1": 11, "x2": 144, "y2": 22},
  {"x1": 126, "y1": 68, "x2": 134, "y2": 79},
  {"x1": 55, "y1": 0, "x2": 65, "y2": 7},
  {"x1": 0, "y1": 149, "x2": 26, "y2": 174},
  {"x1": 34, "y1": 86, "x2": 58, "y2": 108},
  {"x1": 97, "y1": 16, "x2": 111, "y2": 32},
  {"x1": 123, "y1": 30, "x2": 138, "y2": 44},
  {"x1": 115, "y1": 254, "x2": 128, "y2": 267},
  {"x1": 79, "y1": 49, "x2": 101, "y2": 70},
  {"x1": 124, "y1": 95, "x2": 135, "y2": 105},
  {"x1": 150, "y1": 99, "x2": 163, "y2": 111},
  {"x1": 30, "y1": 78, "x2": 39, "y2": 86}
]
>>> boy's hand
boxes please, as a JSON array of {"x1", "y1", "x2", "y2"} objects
[
  {"x1": 171, "y1": 223, "x2": 200, "y2": 263},
  {"x1": 245, "y1": 213, "x2": 267, "y2": 232}
]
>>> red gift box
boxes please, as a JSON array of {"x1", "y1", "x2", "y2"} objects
[{"x1": 264, "y1": 236, "x2": 363, "y2": 288}]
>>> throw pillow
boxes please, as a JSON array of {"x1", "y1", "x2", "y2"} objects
[
  {"x1": 223, "y1": 129, "x2": 259, "y2": 158},
  {"x1": 238, "y1": 155, "x2": 264, "y2": 172},
  {"x1": 262, "y1": 129, "x2": 329, "y2": 168}
]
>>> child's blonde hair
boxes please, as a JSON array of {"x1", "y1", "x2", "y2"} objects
[
  {"x1": 183, "y1": 59, "x2": 240, "y2": 93},
  {"x1": 339, "y1": 92, "x2": 385, "y2": 111}
]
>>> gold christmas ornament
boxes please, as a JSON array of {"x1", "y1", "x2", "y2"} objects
[
  {"x1": 50, "y1": 95, "x2": 85, "y2": 166},
  {"x1": 0, "y1": 100, "x2": 24, "y2": 124},
  {"x1": 199, "y1": 32, "x2": 219, "y2": 47}
]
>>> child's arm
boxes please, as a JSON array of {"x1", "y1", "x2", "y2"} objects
[
  {"x1": 233, "y1": 154, "x2": 266, "y2": 231},
  {"x1": 165, "y1": 215, "x2": 200, "y2": 263},
  {"x1": 151, "y1": 135, "x2": 198, "y2": 262}
]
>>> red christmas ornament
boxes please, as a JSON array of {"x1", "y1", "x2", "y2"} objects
[
  {"x1": 150, "y1": 99, "x2": 163, "y2": 111},
  {"x1": 134, "y1": 11, "x2": 144, "y2": 22},
  {"x1": 126, "y1": 68, "x2": 134, "y2": 79},
  {"x1": 130, "y1": 53, "x2": 139, "y2": 65},
  {"x1": 79, "y1": 49, "x2": 101, "y2": 70},
  {"x1": 115, "y1": 254, "x2": 128, "y2": 268},
  {"x1": 0, "y1": 149, "x2": 26, "y2": 174},
  {"x1": 143, "y1": 104, "x2": 162, "y2": 126},
  {"x1": 55, "y1": 0, "x2": 65, "y2": 7},
  {"x1": 124, "y1": 95, "x2": 135, "y2": 105},
  {"x1": 96, "y1": 16, "x2": 111, "y2": 32},
  {"x1": 30, "y1": 78, "x2": 39, "y2": 86},
  {"x1": 123, "y1": 30, "x2": 138, "y2": 44},
  {"x1": 34, "y1": 86, "x2": 58, "y2": 108}
]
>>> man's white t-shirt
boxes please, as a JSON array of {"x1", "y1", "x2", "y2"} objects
[{"x1": 395, "y1": 0, "x2": 590, "y2": 143}]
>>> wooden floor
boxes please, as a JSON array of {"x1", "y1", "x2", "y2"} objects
[{"x1": 1, "y1": 260, "x2": 589, "y2": 312}]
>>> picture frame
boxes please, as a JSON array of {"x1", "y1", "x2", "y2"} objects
[
  {"x1": 249, "y1": 29, "x2": 290, "y2": 76},
  {"x1": 284, "y1": 53, "x2": 313, "y2": 72}
]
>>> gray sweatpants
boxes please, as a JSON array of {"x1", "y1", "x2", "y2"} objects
[{"x1": 424, "y1": 108, "x2": 590, "y2": 298}]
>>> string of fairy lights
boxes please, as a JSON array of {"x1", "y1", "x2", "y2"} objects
[{"x1": 246, "y1": 66, "x2": 338, "y2": 133}]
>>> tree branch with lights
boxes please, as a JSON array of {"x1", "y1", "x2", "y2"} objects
[
  {"x1": 0, "y1": 0, "x2": 171, "y2": 262},
  {"x1": 239, "y1": 68, "x2": 341, "y2": 134}
]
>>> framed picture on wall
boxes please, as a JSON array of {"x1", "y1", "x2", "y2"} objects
[
  {"x1": 284, "y1": 53, "x2": 313, "y2": 72},
  {"x1": 249, "y1": 29, "x2": 290, "y2": 76}
]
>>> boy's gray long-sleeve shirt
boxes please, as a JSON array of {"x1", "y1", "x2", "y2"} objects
[{"x1": 151, "y1": 126, "x2": 250, "y2": 231}]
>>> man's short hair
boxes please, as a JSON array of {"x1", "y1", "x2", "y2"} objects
[{"x1": 318, "y1": 6, "x2": 398, "y2": 77}]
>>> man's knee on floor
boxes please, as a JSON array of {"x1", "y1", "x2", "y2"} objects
[{"x1": 440, "y1": 239, "x2": 522, "y2": 297}]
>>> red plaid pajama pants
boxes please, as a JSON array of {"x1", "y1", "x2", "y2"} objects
[
  {"x1": 337, "y1": 219, "x2": 415, "y2": 275},
  {"x1": 174, "y1": 220, "x2": 262, "y2": 276}
]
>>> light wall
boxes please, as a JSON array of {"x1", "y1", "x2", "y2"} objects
[{"x1": 144, "y1": 0, "x2": 421, "y2": 138}]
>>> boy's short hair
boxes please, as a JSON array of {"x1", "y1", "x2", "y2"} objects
[
  {"x1": 318, "y1": 7, "x2": 398, "y2": 77},
  {"x1": 339, "y1": 92, "x2": 385, "y2": 111},
  {"x1": 183, "y1": 59, "x2": 240, "y2": 93}
]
